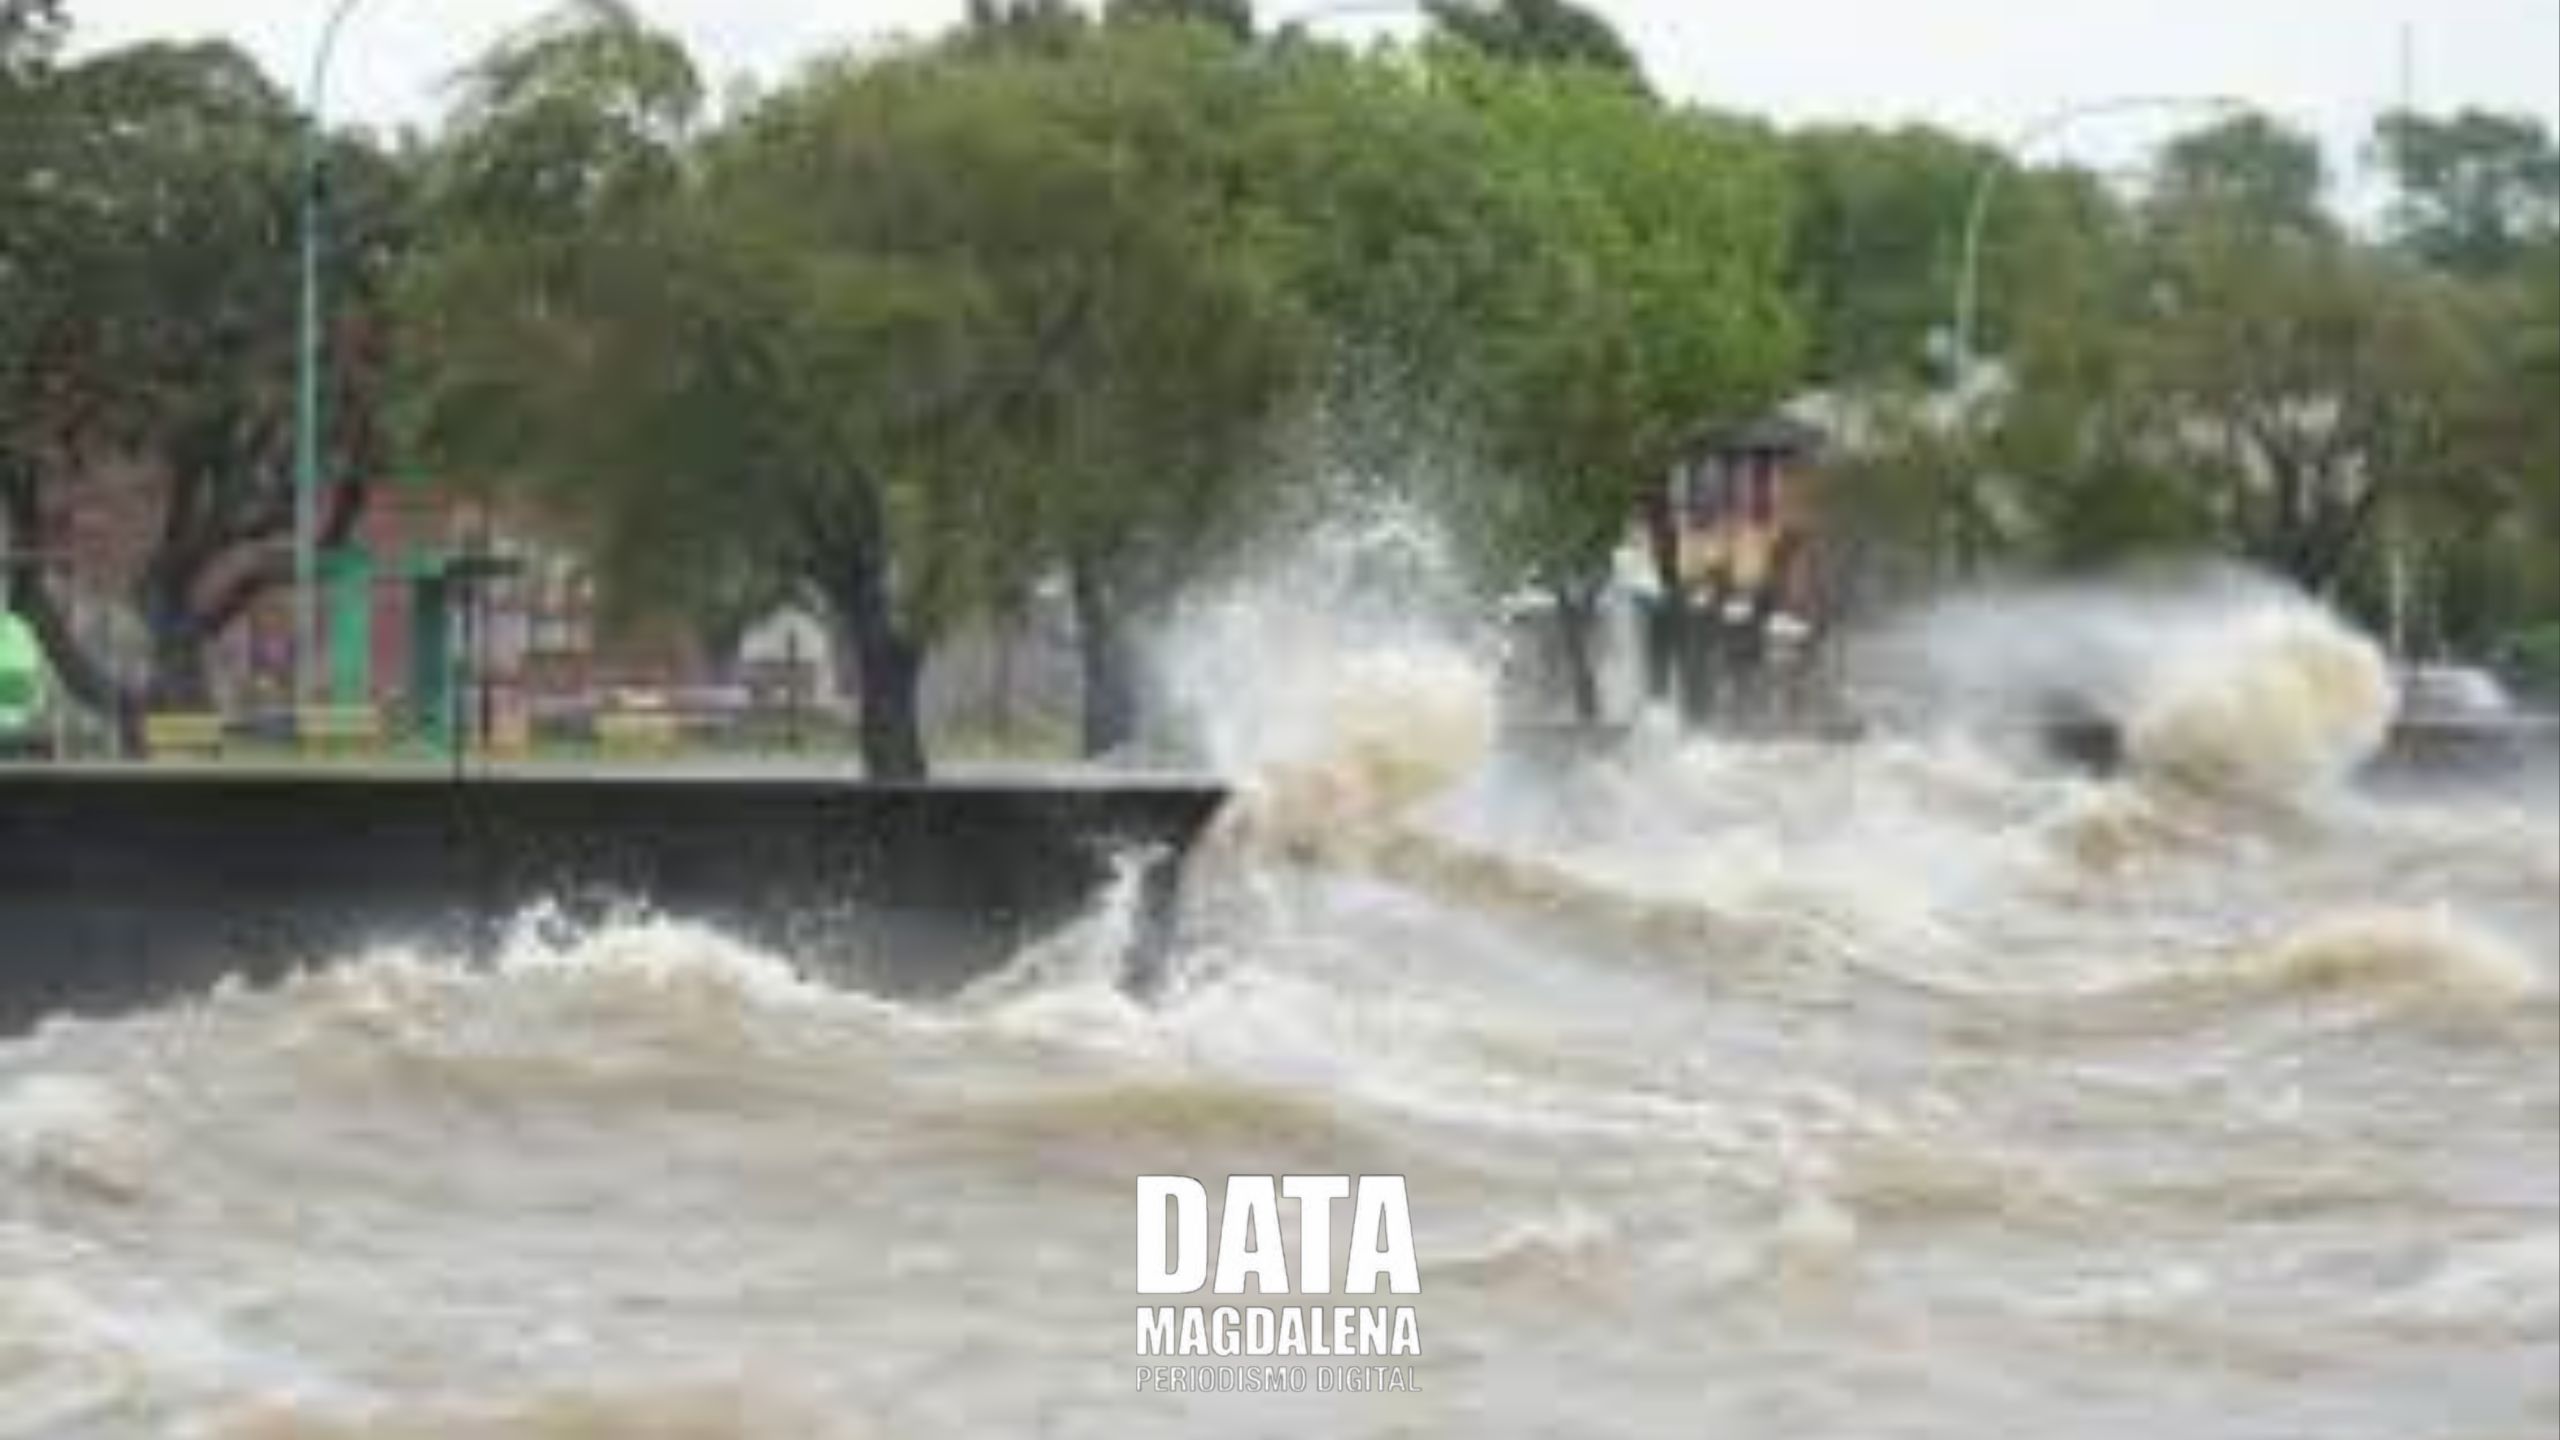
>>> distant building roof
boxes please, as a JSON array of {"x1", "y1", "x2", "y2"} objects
[
  {"x1": 1783, "y1": 363, "x2": 2014, "y2": 453},
  {"x1": 1688, "y1": 410, "x2": 1829, "y2": 459},
  {"x1": 1680, "y1": 365, "x2": 2018, "y2": 467}
]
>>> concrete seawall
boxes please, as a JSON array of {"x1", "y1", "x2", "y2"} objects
[{"x1": 0, "y1": 766, "x2": 1227, "y2": 1035}]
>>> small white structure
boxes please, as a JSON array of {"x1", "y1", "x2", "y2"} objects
[{"x1": 736, "y1": 606, "x2": 845, "y2": 712}]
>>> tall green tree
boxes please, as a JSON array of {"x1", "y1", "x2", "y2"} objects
[
  {"x1": 1104, "y1": 0, "x2": 1253, "y2": 41},
  {"x1": 1782, "y1": 123, "x2": 2113, "y2": 388},
  {"x1": 2364, "y1": 108, "x2": 2558, "y2": 655},
  {"x1": 991, "y1": 26, "x2": 1311, "y2": 754},
  {"x1": 410, "y1": 10, "x2": 1317, "y2": 771},
  {"x1": 1984, "y1": 115, "x2": 2490, "y2": 606},
  {"x1": 2373, "y1": 108, "x2": 2560, "y2": 278},
  {"x1": 1426, "y1": 0, "x2": 1644, "y2": 83},
  {"x1": 402, "y1": 4, "x2": 924, "y2": 759},
  {"x1": 1440, "y1": 57, "x2": 1800, "y2": 715},
  {"x1": 1782, "y1": 125, "x2": 1987, "y2": 384},
  {"x1": 962, "y1": 0, "x2": 1086, "y2": 53},
  {"x1": 1236, "y1": 37, "x2": 1530, "y2": 450},
  {"x1": 2155, "y1": 112, "x2": 2332, "y2": 234},
  {"x1": 0, "y1": 0, "x2": 67, "y2": 430},
  {"x1": 0, "y1": 0, "x2": 61, "y2": 74},
  {"x1": 706, "y1": 33, "x2": 1293, "y2": 774},
  {"x1": 2, "y1": 37, "x2": 409, "y2": 742},
  {"x1": 399, "y1": 0, "x2": 704, "y2": 494},
  {"x1": 2127, "y1": 119, "x2": 2477, "y2": 599}
]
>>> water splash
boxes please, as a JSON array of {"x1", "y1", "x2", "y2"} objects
[
  {"x1": 2124, "y1": 604, "x2": 2394, "y2": 799},
  {"x1": 0, "y1": 1074, "x2": 152, "y2": 1203},
  {"x1": 1859, "y1": 564, "x2": 2397, "y2": 801}
]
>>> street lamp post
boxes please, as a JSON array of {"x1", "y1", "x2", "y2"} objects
[
  {"x1": 292, "y1": 0, "x2": 373, "y2": 710},
  {"x1": 1947, "y1": 93, "x2": 2248, "y2": 393},
  {"x1": 1935, "y1": 94, "x2": 2247, "y2": 577}
]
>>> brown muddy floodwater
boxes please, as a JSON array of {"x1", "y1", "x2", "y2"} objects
[{"x1": 2, "y1": 587, "x2": 2554, "y2": 1439}]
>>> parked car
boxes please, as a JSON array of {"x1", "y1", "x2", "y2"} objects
[{"x1": 2398, "y1": 664, "x2": 2515, "y2": 722}]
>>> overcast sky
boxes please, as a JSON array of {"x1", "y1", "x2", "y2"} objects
[{"x1": 63, "y1": 1, "x2": 2560, "y2": 182}]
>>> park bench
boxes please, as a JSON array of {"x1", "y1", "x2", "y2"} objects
[
  {"x1": 596, "y1": 709, "x2": 682, "y2": 759},
  {"x1": 485, "y1": 710, "x2": 534, "y2": 759},
  {"x1": 295, "y1": 705, "x2": 382, "y2": 758},
  {"x1": 143, "y1": 711, "x2": 226, "y2": 761}
]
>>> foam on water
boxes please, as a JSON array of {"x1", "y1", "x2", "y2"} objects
[
  {"x1": 2123, "y1": 603, "x2": 2395, "y2": 800},
  {"x1": 2242, "y1": 906, "x2": 2550, "y2": 1010},
  {"x1": 1863, "y1": 564, "x2": 2399, "y2": 802},
  {"x1": 2366, "y1": 1232, "x2": 2560, "y2": 1335},
  {"x1": 0, "y1": 1074, "x2": 153, "y2": 1204},
  {"x1": 184, "y1": 1377, "x2": 865, "y2": 1440}
]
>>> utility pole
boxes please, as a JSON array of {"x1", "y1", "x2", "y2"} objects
[
  {"x1": 2397, "y1": 23, "x2": 2419, "y2": 117},
  {"x1": 292, "y1": 0, "x2": 373, "y2": 711},
  {"x1": 2384, "y1": 20, "x2": 2419, "y2": 660}
]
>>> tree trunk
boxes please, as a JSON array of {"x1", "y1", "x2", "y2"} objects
[
  {"x1": 2, "y1": 467, "x2": 141, "y2": 752},
  {"x1": 139, "y1": 559, "x2": 216, "y2": 713},
  {"x1": 1549, "y1": 583, "x2": 1603, "y2": 726},
  {"x1": 146, "y1": 623, "x2": 213, "y2": 712},
  {"x1": 6, "y1": 576, "x2": 141, "y2": 755},
  {"x1": 801, "y1": 465, "x2": 933, "y2": 782},
  {"x1": 2295, "y1": 482, "x2": 2387, "y2": 602},
  {"x1": 1069, "y1": 551, "x2": 1141, "y2": 759},
  {"x1": 853, "y1": 625, "x2": 926, "y2": 782},
  {"x1": 1728, "y1": 531, "x2": 1806, "y2": 730},
  {"x1": 1683, "y1": 569, "x2": 1733, "y2": 727},
  {"x1": 824, "y1": 551, "x2": 929, "y2": 782},
  {"x1": 1640, "y1": 486, "x2": 1685, "y2": 706}
]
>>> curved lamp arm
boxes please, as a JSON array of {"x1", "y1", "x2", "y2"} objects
[{"x1": 1949, "y1": 93, "x2": 2249, "y2": 390}]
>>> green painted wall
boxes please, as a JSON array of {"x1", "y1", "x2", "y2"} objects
[
  {"x1": 409, "y1": 575, "x2": 452, "y2": 751},
  {"x1": 0, "y1": 612, "x2": 44, "y2": 737},
  {"x1": 322, "y1": 547, "x2": 373, "y2": 707}
]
